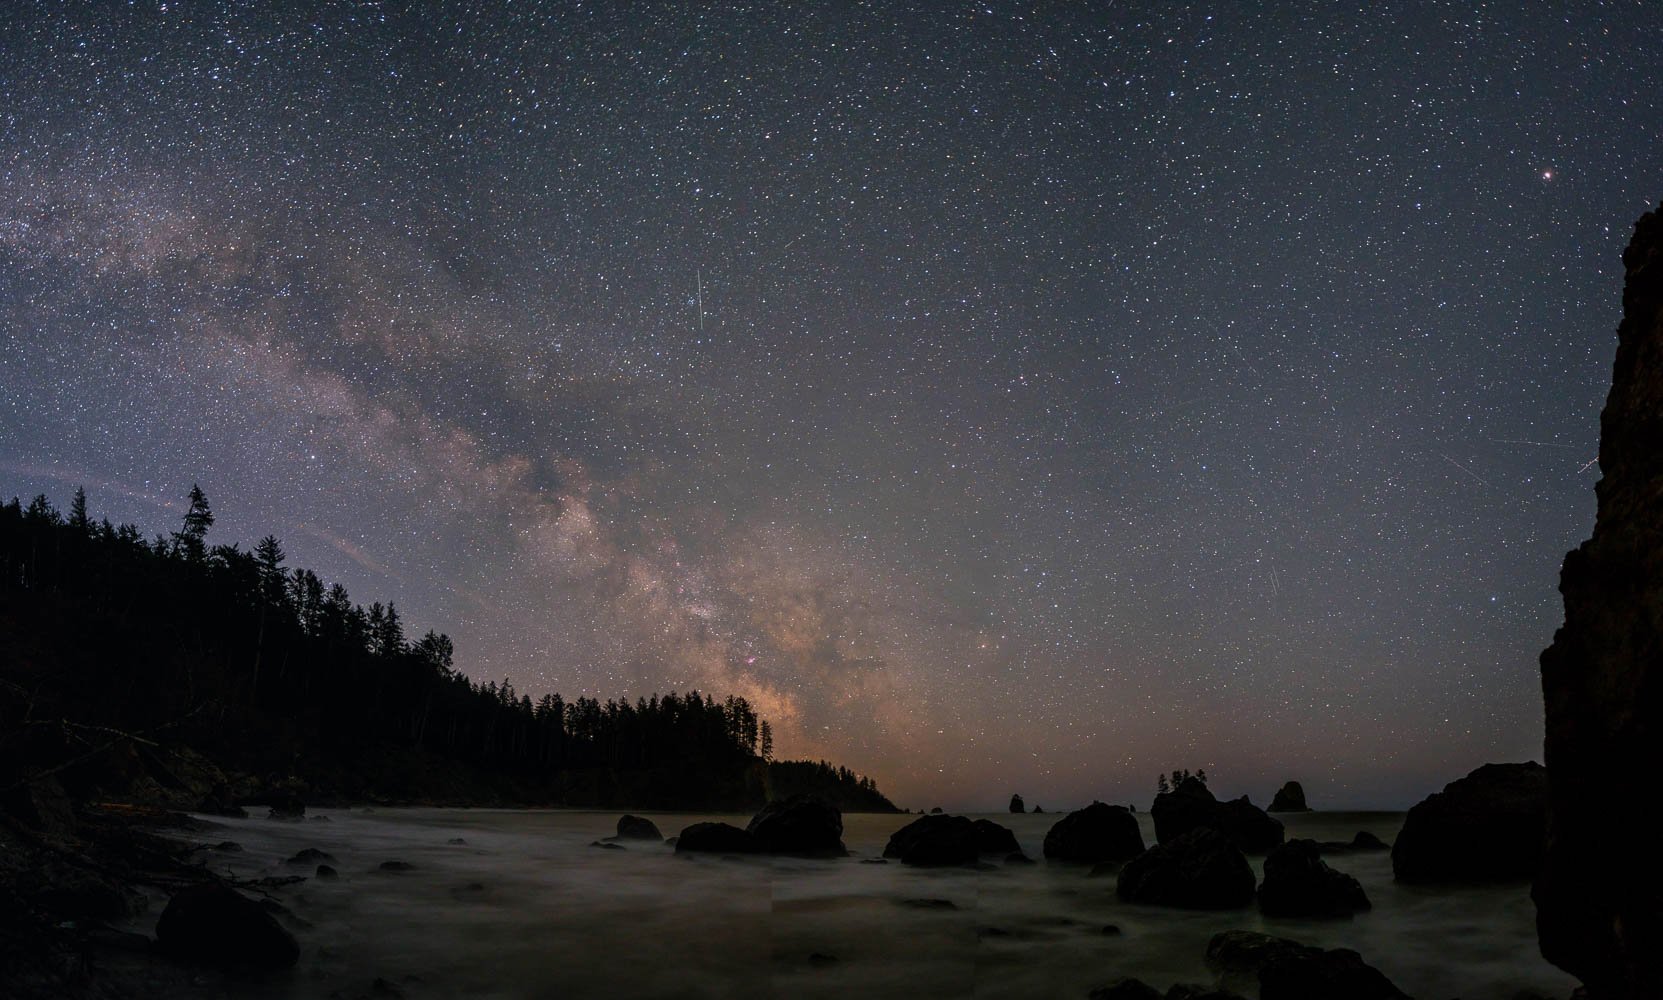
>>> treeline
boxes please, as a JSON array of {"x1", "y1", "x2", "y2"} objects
[{"x1": 0, "y1": 486, "x2": 897, "y2": 812}]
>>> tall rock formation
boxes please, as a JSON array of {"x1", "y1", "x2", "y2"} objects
[{"x1": 1536, "y1": 202, "x2": 1663, "y2": 998}]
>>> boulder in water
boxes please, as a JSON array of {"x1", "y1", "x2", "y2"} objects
[
  {"x1": 883, "y1": 814, "x2": 979, "y2": 866},
  {"x1": 971, "y1": 818, "x2": 1020, "y2": 855},
  {"x1": 1206, "y1": 930, "x2": 1407, "y2": 1000},
  {"x1": 286, "y1": 848, "x2": 337, "y2": 866},
  {"x1": 1150, "y1": 776, "x2": 1219, "y2": 842},
  {"x1": 155, "y1": 882, "x2": 300, "y2": 969},
  {"x1": 1268, "y1": 781, "x2": 1310, "y2": 812},
  {"x1": 1350, "y1": 831, "x2": 1388, "y2": 851},
  {"x1": 1257, "y1": 839, "x2": 1370, "y2": 918},
  {"x1": 1087, "y1": 979, "x2": 1162, "y2": 1000},
  {"x1": 1218, "y1": 795, "x2": 1284, "y2": 853},
  {"x1": 745, "y1": 795, "x2": 846, "y2": 856},
  {"x1": 615, "y1": 814, "x2": 663, "y2": 840},
  {"x1": 1009, "y1": 793, "x2": 1025, "y2": 814},
  {"x1": 1390, "y1": 761, "x2": 1546, "y2": 883},
  {"x1": 674, "y1": 822, "x2": 759, "y2": 854},
  {"x1": 1042, "y1": 801, "x2": 1145, "y2": 863},
  {"x1": 1116, "y1": 827, "x2": 1256, "y2": 909}
]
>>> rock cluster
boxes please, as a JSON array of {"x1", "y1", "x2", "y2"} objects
[
  {"x1": 1536, "y1": 202, "x2": 1663, "y2": 1000},
  {"x1": 1151, "y1": 778, "x2": 1283, "y2": 853},
  {"x1": 676, "y1": 795, "x2": 845, "y2": 856},
  {"x1": 1206, "y1": 930, "x2": 1406, "y2": 999}
]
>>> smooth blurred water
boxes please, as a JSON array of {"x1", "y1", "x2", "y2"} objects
[{"x1": 152, "y1": 808, "x2": 1575, "y2": 999}]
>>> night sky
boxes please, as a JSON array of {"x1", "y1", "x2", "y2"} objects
[{"x1": 3, "y1": 3, "x2": 1660, "y2": 810}]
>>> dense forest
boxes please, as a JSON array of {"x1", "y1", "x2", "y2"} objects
[{"x1": 0, "y1": 485, "x2": 897, "y2": 813}]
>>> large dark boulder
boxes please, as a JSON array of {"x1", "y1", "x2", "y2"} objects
[
  {"x1": 1009, "y1": 793, "x2": 1025, "y2": 814},
  {"x1": 1116, "y1": 827, "x2": 1256, "y2": 909},
  {"x1": 674, "y1": 822, "x2": 759, "y2": 854},
  {"x1": 1218, "y1": 796, "x2": 1284, "y2": 853},
  {"x1": 615, "y1": 814, "x2": 663, "y2": 840},
  {"x1": 971, "y1": 818, "x2": 1020, "y2": 855},
  {"x1": 1258, "y1": 839, "x2": 1370, "y2": 917},
  {"x1": 883, "y1": 814, "x2": 979, "y2": 866},
  {"x1": 1391, "y1": 761, "x2": 1547, "y2": 883},
  {"x1": 1536, "y1": 203, "x2": 1663, "y2": 999},
  {"x1": 155, "y1": 882, "x2": 300, "y2": 969},
  {"x1": 1268, "y1": 781, "x2": 1310, "y2": 812},
  {"x1": 1206, "y1": 931, "x2": 1407, "y2": 1000},
  {"x1": 1042, "y1": 802, "x2": 1144, "y2": 864},
  {"x1": 745, "y1": 795, "x2": 846, "y2": 856},
  {"x1": 1150, "y1": 777, "x2": 1218, "y2": 843}
]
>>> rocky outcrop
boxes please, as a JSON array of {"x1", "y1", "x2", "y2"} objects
[
  {"x1": 1206, "y1": 931, "x2": 1406, "y2": 1000},
  {"x1": 1087, "y1": 979, "x2": 1161, "y2": 1000},
  {"x1": 1116, "y1": 828, "x2": 1256, "y2": 909},
  {"x1": 1151, "y1": 779, "x2": 1283, "y2": 853},
  {"x1": 615, "y1": 814, "x2": 662, "y2": 840},
  {"x1": 1537, "y1": 202, "x2": 1663, "y2": 1000},
  {"x1": 1151, "y1": 777, "x2": 1218, "y2": 842},
  {"x1": 155, "y1": 882, "x2": 300, "y2": 969},
  {"x1": 1268, "y1": 781, "x2": 1309, "y2": 812},
  {"x1": 1041, "y1": 802, "x2": 1144, "y2": 864},
  {"x1": 674, "y1": 822, "x2": 759, "y2": 854},
  {"x1": 1257, "y1": 839, "x2": 1370, "y2": 918},
  {"x1": 1390, "y1": 762, "x2": 1546, "y2": 883},
  {"x1": 745, "y1": 795, "x2": 845, "y2": 856},
  {"x1": 883, "y1": 814, "x2": 979, "y2": 866},
  {"x1": 1009, "y1": 793, "x2": 1025, "y2": 814}
]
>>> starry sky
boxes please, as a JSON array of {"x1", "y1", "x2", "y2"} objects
[{"x1": 3, "y1": 2, "x2": 1660, "y2": 810}]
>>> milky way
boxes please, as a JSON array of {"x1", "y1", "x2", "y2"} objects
[{"x1": 3, "y1": 3, "x2": 1660, "y2": 808}]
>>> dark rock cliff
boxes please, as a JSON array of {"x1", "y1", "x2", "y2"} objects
[{"x1": 1536, "y1": 202, "x2": 1663, "y2": 998}]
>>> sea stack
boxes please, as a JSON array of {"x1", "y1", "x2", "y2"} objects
[
  {"x1": 1268, "y1": 781, "x2": 1310, "y2": 812},
  {"x1": 1537, "y1": 201, "x2": 1663, "y2": 999},
  {"x1": 1009, "y1": 793, "x2": 1025, "y2": 814}
]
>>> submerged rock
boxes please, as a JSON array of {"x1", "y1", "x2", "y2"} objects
[
  {"x1": 1537, "y1": 201, "x2": 1663, "y2": 1000},
  {"x1": 1268, "y1": 781, "x2": 1310, "y2": 812},
  {"x1": 1116, "y1": 828, "x2": 1256, "y2": 909},
  {"x1": 1043, "y1": 802, "x2": 1145, "y2": 864},
  {"x1": 615, "y1": 814, "x2": 662, "y2": 840},
  {"x1": 745, "y1": 795, "x2": 846, "y2": 856},
  {"x1": 1205, "y1": 930, "x2": 1407, "y2": 1000},
  {"x1": 1009, "y1": 793, "x2": 1025, "y2": 813},
  {"x1": 883, "y1": 814, "x2": 979, "y2": 866},
  {"x1": 1257, "y1": 839, "x2": 1370, "y2": 918},
  {"x1": 1390, "y1": 761, "x2": 1546, "y2": 883},
  {"x1": 674, "y1": 822, "x2": 759, "y2": 854},
  {"x1": 155, "y1": 882, "x2": 300, "y2": 969},
  {"x1": 589, "y1": 840, "x2": 624, "y2": 850},
  {"x1": 378, "y1": 860, "x2": 416, "y2": 872},
  {"x1": 1350, "y1": 831, "x2": 1388, "y2": 851},
  {"x1": 286, "y1": 848, "x2": 337, "y2": 866},
  {"x1": 1087, "y1": 979, "x2": 1161, "y2": 1000},
  {"x1": 316, "y1": 864, "x2": 338, "y2": 879}
]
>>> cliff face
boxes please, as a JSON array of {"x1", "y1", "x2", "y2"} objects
[{"x1": 1537, "y1": 203, "x2": 1663, "y2": 998}]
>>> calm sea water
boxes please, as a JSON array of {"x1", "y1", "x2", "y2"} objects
[{"x1": 153, "y1": 808, "x2": 1575, "y2": 999}]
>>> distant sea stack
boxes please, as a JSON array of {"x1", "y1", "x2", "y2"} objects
[
  {"x1": 1537, "y1": 201, "x2": 1663, "y2": 999},
  {"x1": 1268, "y1": 781, "x2": 1310, "y2": 812},
  {"x1": 1009, "y1": 793, "x2": 1025, "y2": 814}
]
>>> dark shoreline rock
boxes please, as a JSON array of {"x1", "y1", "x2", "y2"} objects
[
  {"x1": 1151, "y1": 779, "x2": 1283, "y2": 853},
  {"x1": 155, "y1": 882, "x2": 300, "y2": 969},
  {"x1": 1206, "y1": 930, "x2": 1407, "y2": 999},
  {"x1": 1391, "y1": 761, "x2": 1546, "y2": 883},
  {"x1": 615, "y1": 814, "x2": 662, "y2": 840},
  {"x1": 1258, "y1": 839, "x2": 1370, "y2": 918},
  {"x1": 883, "y1": 814, "x2": 979, "y2": 866},
  {"x1": 1268, "y1": 781, "x2": 1310, "y2": 812},
  {"x1": 1042, "y1": 801, "x2": 1144, "y2": 864},
  {"x1": 1536, "y1": 201, "x2": 1663, "y2": 999},
  {"x1": 745, "y1": 795, "x2": 846, "y2": 856},
  {"x1": 674, "y1": 821, "x2": 759, "y2": 854},
  {"x1": 1116, "y1": 827, "x2": 1256, "y2": 909}
]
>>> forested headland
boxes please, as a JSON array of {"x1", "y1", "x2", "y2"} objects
[{"x1": 0, "y1": 485, "x2": 897, "y2": 814}]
